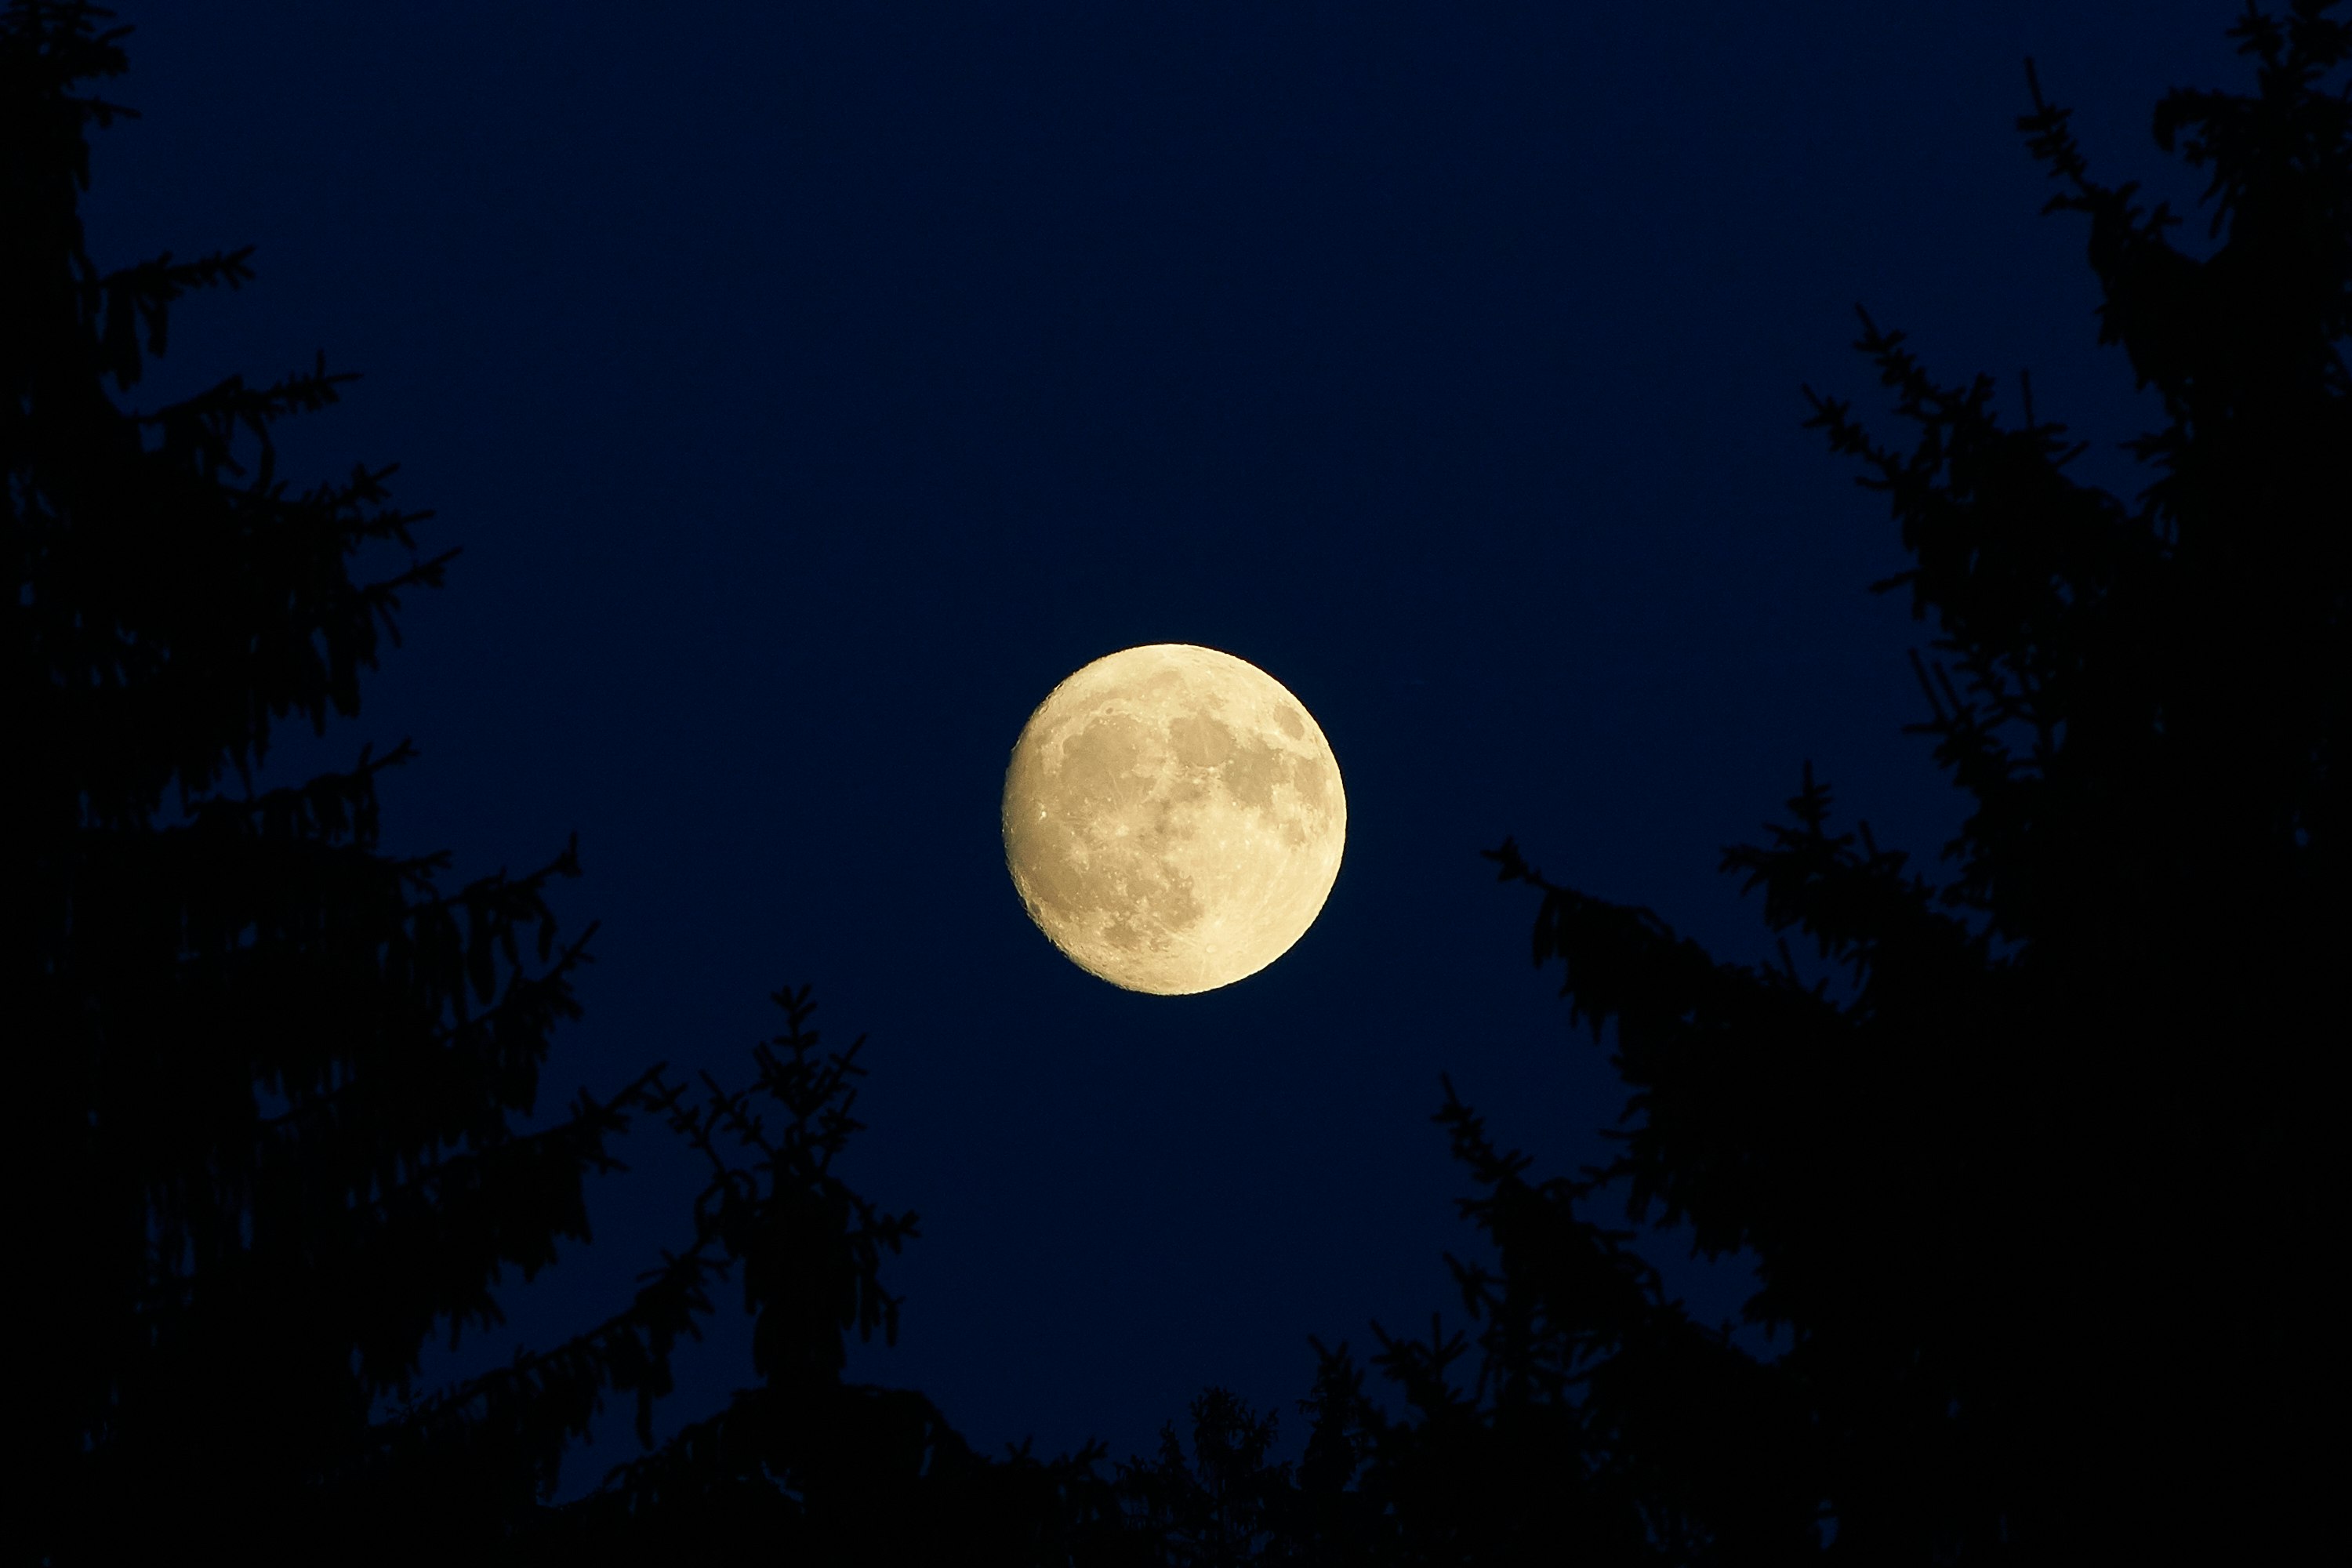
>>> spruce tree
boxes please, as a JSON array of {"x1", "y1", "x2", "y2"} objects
[
  {"x1": 1457, "y1": 2, "x2": 2345, "y2": 1559},
  {"x1": 5, "y1": 4, "x2": 703, "y2": 1554}
]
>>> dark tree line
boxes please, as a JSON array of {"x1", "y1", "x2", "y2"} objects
[{"x1": 9, "y1": 0, "x2": 2343, "y2": 1563}]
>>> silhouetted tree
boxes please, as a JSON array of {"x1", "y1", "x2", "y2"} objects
[
  {"x1": 1139, "y1": 2, "x2": 2345, "y2": 1563},
  {"x1": 6, "y1": 6, "x2": 1122, "y2": 1563},
  {"x1": 1113, "y1": 1387, "x2": 1298, "y2": 1566},
  {"x1": 1465, "y1": 2, "x2": 2343, "y2": 1561},
  {"x1": 5, "y1": 3, "x2": 735, "y2": 1555},
  {"x1": 509, "y1": 985, "x2": 1135, "y2": 1568}
]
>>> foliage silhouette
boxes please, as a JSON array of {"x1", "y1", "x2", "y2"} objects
[
  {"x1": 16, "y1": 0, "x2": 2343, "y2": 1561},
  {"x1": 5, "y1": 5, "x2": 1124, "y2": 1563},
  {"x1": 1114, "y1": 1387, "x2": 1298, "y2": 1567},
  {"x1": 1127, "y1": 2, "x2": 2344, "y2": 1563},
  {"x1": 509, "y1": 985, "x2": 1136, "y2": 1568}
]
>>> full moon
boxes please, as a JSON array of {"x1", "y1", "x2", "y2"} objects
[{"x1": 1001, "y1": 643, "x2": 1346, "y2": 995}]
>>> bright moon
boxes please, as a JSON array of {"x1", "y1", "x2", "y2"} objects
[{"x1": 1001, "y1": 643, "x2": 1346, "y2": 995}]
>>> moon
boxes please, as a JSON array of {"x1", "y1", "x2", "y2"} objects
[{"x1": 1001, "y1": 644, "x2": 1346, "y2": 995}]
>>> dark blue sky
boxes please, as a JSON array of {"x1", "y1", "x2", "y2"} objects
[{"x1": 88, "y1": 0, "x2": 2235, "y2": 1499}]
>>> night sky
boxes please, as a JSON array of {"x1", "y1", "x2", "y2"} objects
[{"x1": 86, "y1": 0, "x2": 2238, "y2": 1498}]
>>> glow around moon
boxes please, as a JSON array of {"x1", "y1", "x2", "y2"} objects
[{"x1": 1001, "y1": 644, "x2": 1346, "y2": 995}]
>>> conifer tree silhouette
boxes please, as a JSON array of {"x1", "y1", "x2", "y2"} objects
[
  {"x1": 6, "y1": 5, "x2": 718, "y2": 1556},
  {"x1": 1138, "y1": 3, "x2": 2345, "y2": 1563},
  {"x1": 1113, "y1": 1387, "x2": 1298, "y2": 1567},
  {"x1": 507, "y1": 985, "x2": 1135, "y2": 1568},
  {"x1": 6, "y1": 6, "x2": 1126, "y2": 1563}
]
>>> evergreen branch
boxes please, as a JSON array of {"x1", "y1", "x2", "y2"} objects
[
  {"x1": 372, "y1": 1203, "x2": 734, "y2": 1497},
  {"x1": 179, "y1": 738, "x2": 419, "y2": 846},
  {"x1": 251, "y1": 923, "x2": 602, "y2": 1139},
  {"x1": 85, "y1": 245, "x2": 256, "y2": 387}
]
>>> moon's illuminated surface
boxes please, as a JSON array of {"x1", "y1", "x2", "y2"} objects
[{"x1": 1001, "y1": 644, "x2": 1346, "y2": 995}]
